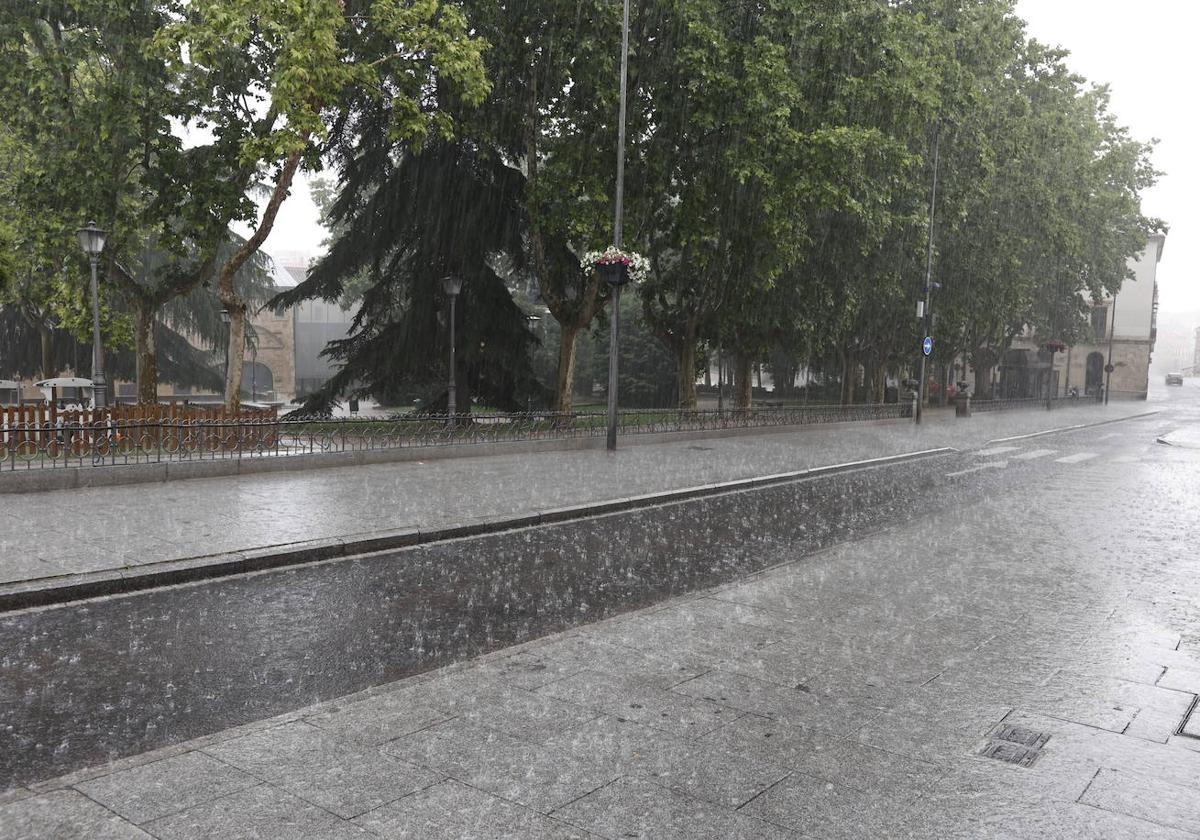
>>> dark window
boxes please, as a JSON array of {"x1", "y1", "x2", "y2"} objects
[{"x1": 1091, "y1": 306, "x2": 1108, "y2": 341}]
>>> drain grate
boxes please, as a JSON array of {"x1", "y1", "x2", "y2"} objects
[
  {"x1": 1178, "y1": 695, "x2": 1200, "y2": 739},
  {"x1": 989, "y1": 724, "x2": 1051, "y2": 750},
  {"x1": 978, "y1": 740, "x2": 1042, "y2": 767},
  {"x1": 978, "y1": 722, "x2": 1051, "y2": 768}
]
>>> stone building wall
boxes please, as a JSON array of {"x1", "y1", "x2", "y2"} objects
[
  {"x1": 1059, "y1": 341, "x2": 1151, "y2": 399},
  {"x1": 248, "y1": 302, "x2": 296, "y2": 403}
]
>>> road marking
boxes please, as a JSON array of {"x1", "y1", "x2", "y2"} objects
[
  {"x1": 1055, "y1": 452, "x2": 1099, "y2": 464},
  {"x1": 1012, "y1": 449, "x2": 1056, "y2": 460},
  {"x1": 1110, "y1": 454, "x2": 1139, "y2": 464},
  {"x1": 1097, "y1": 432, "x2": 1121, "y2": 441},
  {"x1": 975, "y1": 446, "x2": 1021, "y2": 457},
  {"x1": 947, "y1": 461, "x2": 1009, "y2": 477}
]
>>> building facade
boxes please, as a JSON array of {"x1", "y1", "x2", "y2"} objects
[{"x1": 1001, "y1": 233, "x2": 1164, "y2": 400}]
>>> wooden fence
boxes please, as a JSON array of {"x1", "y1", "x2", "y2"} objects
[{"x1": 0, "y1": 404, "x2": 279, "y2": 459}]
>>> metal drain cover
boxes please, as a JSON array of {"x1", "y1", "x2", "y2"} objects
[
  {"x1": 1179, "y1": 696, "x2": 1200, "y2": 739},
  {"x1": 978, "y1": 722, "x2": 1051, "y2": 767},
  {"x1": 978, "y1": 739, "x2": 1043, "y2": 767},
  {"x1": 989, "y1": 724, "x2": 1051, "y2": 750}
]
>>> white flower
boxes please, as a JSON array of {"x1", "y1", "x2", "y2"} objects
[{"x1": 581, "y1": 246, "x2": 650, "y2": 283}]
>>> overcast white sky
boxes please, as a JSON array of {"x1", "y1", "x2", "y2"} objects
[
  {"x1": 1016, "y1": 0, "x2": 1198, "y2": 317},
  {"x1": 253, "y1": 1, "x2": 1198, "y2": 315}
]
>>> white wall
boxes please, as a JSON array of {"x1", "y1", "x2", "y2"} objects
[{"x1": 1112, "y1": 234, "x2": 1164, "y2": 340}]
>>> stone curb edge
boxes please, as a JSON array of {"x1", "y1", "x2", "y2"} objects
[
  {"x1": 0, "y1": 447, "x2": 957, "y2": 613},
  {"x1": 984, "y1": 410, "x2": 1160, "y2": 445}
]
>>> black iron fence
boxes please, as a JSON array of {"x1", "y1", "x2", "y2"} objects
[
  {"x1": 1, "y1": 404, "x2": 914, "y2": 470},
  {"x1": 968, "y1": 395, "x2": 1082, "y2": 413}
]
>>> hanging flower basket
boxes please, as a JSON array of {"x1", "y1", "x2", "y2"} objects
[
  {"x1": 1041, "y1": 339, "x2": 1067, "y2": 354},
  {"x1": 582, "y1": 246, "x2": 650, "y2": 286}
]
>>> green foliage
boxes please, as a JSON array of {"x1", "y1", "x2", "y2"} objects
[
  {"x1": 587, "y1": 293, "x2": 678, "y2": 409},
  {"x1": 2, "y1": 0, "x2": 1158, "y2": 412}
]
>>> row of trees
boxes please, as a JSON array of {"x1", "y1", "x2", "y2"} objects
[
  {"x1": 2, "y1": 1, "x2": 1160, "y2": 412},
  {"x1": 0, "y1": 0, "x2": 487, "y2": 407},
  {"x1": 286, "y1": 0, "x2": 1160, "y2": 412}
]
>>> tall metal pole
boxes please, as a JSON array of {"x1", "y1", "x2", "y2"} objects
[
  {"x1": 1104, "y1": 293, "x2": 1117, "y2": 405},
  {"x1": 605, "y1": 0, "x2": 630, "y2": 452},
  {"x1": 87, "y1": 254, "x2": 108, "y2": 410},
  {"x1": 915, "y1": 129, "x2": 940, "y2": 425},
  {"x1": 447, "y1": 293, "x2": 458, "y2": 427},
  {"x1": 717, "y1": 346, "x2": 724, "y2": 413}
]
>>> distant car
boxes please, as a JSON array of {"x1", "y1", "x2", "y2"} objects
[{"x1": 1166, "y1": 372, "x2": 1184, "y2": 386}]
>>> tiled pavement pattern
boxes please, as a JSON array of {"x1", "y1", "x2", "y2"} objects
[
  {"x1": 0, "y1": 402, "x2": 1153, "y2": 587},
  {"x1": 3, "y1": 393, "x2": 1199, "y2": 839}
]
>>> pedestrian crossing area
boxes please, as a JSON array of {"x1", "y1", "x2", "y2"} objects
[{"x1": 946, "y1": 442, "x2": 1144, "y2": 478}]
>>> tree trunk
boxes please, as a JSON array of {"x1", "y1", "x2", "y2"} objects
[
  {"x1": 39, "y1": 324, "x2": 55, "y2": 379},
  {"x1": 840, "y1": 351, "x2": 857, "y2": 405},
  {"x1": 554, "y1": 324, "x2": 580, "y2": 414},
  {"x1": 734, "y1": 352, "x2": 753, "y2": 409},
  {"x1": 134, "y1": 303, "x2": 158, "y2": 404},
  {"x1": 225, "y1": 306, "x2": 247, "y2": 407},
  {"x1": 218, "y1": 148, "x2": 302, "y2": 410},
  {"x1": 678, "y1": 337, "x2": 697, "y2": 410},
  {"x1": 876, "y1": 363, "x2": 886, "y2": 403},
  {"x1": 974, "y1": 359, "x2": 991, "y2": 399}
]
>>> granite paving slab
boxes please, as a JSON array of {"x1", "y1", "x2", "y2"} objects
[
  {"x1": 0, "y1": 789, "x2": 153, "y2": 840},
  {"x1": 202, "y1": 722, "x2": 442, "y2": 819},
  {"x1": 352, "y1": 779, "x2": 594, "y2": 839},
  {"x1": 142, "y1": 784, "x2": 373, "y2": 839},
  {"x1": 74, "y1": 751, "x2": 258, "y2": 825},
  {"x1": 551, "y1": 776, "x2": 795, "y2": 840}
]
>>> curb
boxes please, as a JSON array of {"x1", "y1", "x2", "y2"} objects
[
  {"x1": 984, "y1": 410, "x2": 1159, "y2": 445},
  {"x1": 0, "y1": 447, "x2": 956, "y2": 613}
]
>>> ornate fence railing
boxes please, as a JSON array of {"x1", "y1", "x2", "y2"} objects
[
  {"x1": 0, "y1": 403, "x2": 913, "y2": 470},
  {"x1": 968, "y1": 395, "x2": 1082, "y2": 413}
]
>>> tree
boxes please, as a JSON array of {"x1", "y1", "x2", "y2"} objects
[{"x1": 154, "y1": 0, "x2": 489, "y2": 408}]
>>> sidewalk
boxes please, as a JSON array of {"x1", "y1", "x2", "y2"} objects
[
  {"x1": 0, "y1": 403, "x2": 1153, "y2": 593},
  {"x1": 4, "y1": 429, "x2": 1197, "y2": 838}
]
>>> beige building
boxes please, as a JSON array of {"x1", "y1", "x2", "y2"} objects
[{"x1": 999, "y1": 234, "x2": 1164, "y2": 400}]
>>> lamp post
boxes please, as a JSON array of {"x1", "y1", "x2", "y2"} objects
[
  {"x1": 1042, "y1": 340, "x2": 1065, "y2": 411},
  {"x1": 1104, "y1": 295, "x2": 1117, "y2": 405},
  {"x1": 220, "y1": 308, "x2": 231, "y2": 394},
  {"x1": 443, "y1": 275, "x2": 462, "y2": 426},
  {"x1": 605, "y1": 0, "x2": 631, "y2": 452},
  {"x1": 76, "y1": 221, "x2": 108, "y2": 410}
]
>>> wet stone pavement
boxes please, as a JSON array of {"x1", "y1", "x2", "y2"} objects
[
  {"x1": 0, "y1": 401, "x2": 1152, "y2": 587},
  {"x1": 1, "y1": 386, "x2": 1199, "y2": 838}
]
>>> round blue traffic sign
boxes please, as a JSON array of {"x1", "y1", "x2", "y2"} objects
[{"x1": 922, "y1": 336, "x2": 933, "y2": 356}]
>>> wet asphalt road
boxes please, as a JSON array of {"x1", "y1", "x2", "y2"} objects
[{"x1": 1, "y1": 383, "x2": 1198, "y2": 793}]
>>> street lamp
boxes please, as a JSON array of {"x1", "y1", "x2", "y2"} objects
[
  {"x1": 605, "y1": 0, "x2": 632, "y2": 452},
  {"x1": 442, "y1": 275, "x2": 462, "y2": 427},
  {"x1": 76, "y1": 221, "x2": 107, "y2": 410},
  {"x1": 1042, "y1": 340, "x2": 1066, "y2": 410},
  {"x1": 220, "y1": 308, "x2": 231, "y2": 392}
]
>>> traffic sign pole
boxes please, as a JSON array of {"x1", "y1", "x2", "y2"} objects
[{"x1": 915, "y1": 129, "x2": 940, "y2": 426}]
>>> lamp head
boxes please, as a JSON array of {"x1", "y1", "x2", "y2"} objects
[{"x1": 76, "y1": 221, "x2": 106, "y2": 257}]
